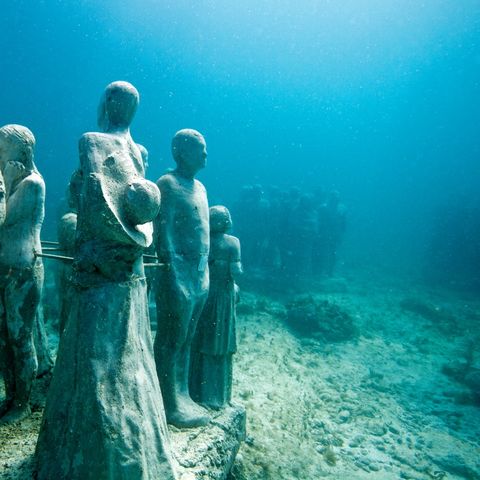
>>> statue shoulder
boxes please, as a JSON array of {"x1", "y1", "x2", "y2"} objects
[
  {"x1": 22, "y1": 172, "x2": 45, "y2": 194},
  {"x1": 156, "y1": 172, "x2": 177, "y2": 191},
  {"x1": 194, "y1": 178, "x2": 206, "y2": 192},
  {"x1": 225, "y1": 234, "x2": 241, "y2": 255},
  {"x1": 79, "y1": 131, "x2": 110, "y2": 150}
]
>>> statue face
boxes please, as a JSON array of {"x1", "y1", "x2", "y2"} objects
[
  {"x1": 0, "y1": 137, "x2": 22, "y2": 172},
  {"x1": 103, "y1": 83, "x2": 139, "y2": 129},
  {"x1": 209, "y1": 206, "x2": 232, "y2": 233},
  {"x1": 180, "y1": 138, "x2": 207, "y2": 173}
]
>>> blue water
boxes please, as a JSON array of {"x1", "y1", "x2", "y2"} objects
[{"x1": 1, "y1": 0, "x2": 479, "y2": 276}]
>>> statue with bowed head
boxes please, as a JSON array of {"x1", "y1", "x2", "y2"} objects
[
  {"x1": 0, "y1": 124, "x2": 45, "y2": 424},
  {"x1": 190, "y1": 206, "x2": 242, "y2": 409},
  {"x1": 35, "y1": 82, "x2": 177, "y2": 480}
]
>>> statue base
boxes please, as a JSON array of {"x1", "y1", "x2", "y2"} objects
[{"x1": 172, "y1": 403, "x2": 246, "y2": 480}]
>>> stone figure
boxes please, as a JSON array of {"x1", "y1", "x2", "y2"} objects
[
  {"x1": 35, "y1": 82, "x2": 177, "y2": 479},
  {"x1": 54, "y1": 166, "x2": 81, "y2": 335},
  {"x1": 289, "y1": 193, "x2": 318, "y2": 277},
  {"x1": 153, "y1": 128, "x2": 210, "y2": 428},
  {"x1": 316, "y1": 190, "x2": 346, "y2": 276},
  {"x1": 278, "y1": 186, "x2": 301, "y2": 274},
  {"x1": 262, "y1": 185, "x2": 282, "y2": 270},
  {"x1": 233, "y1": 184, "x2": 268, "y2": 270},
  {"x1": 56, "y1": 211, "x2": 77, "y2": 333},
  {"x1": 0, "y1": 124, "x2": 45, "y2": 424},
  {"x1": 190, "y1": 206, "x2": 242, "y2": 408}
]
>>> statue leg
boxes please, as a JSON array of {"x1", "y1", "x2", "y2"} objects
[
  {"x1": 0, "y1": 291, "x2": 15, "y2": 416},
  {"x1": 154, "y1": 284, "x2": 209, "y2": 428},
  {"x1": 34, "y1": 305, "x2": 54, "y2": 378},
  {"x1": 0, "y1": 269, "x2": 40, "y2": 424}
]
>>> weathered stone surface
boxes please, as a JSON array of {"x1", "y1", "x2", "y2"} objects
[
  {"x1": 190, "y1": 206, "x2": 242, "y2": 409},
  {"x1": 35, "y1": 81, "x2": 177, "y2": 480},
  {"x1": 172, "y1": 403, "x2": 246, "y2": 480},
  {"x1": 153, "y1": 129, "x2": 210, "y2": 428},
  {"x1": 0, "y1": 124, "x2": 45, "y2": 425}
]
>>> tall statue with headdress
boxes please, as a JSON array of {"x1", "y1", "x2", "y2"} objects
[{"x1": 35, "y1": 82, "x2": 177, "y2": 480}]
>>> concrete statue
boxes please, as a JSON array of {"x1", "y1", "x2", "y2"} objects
[
  {"x1": 153, "y1": 128, "x2": 210, "y2": 428},
  {"x1": 35, "y1": 82, "x2": 177, "y2": 479},
  {"x1": 190, "y1": 205, "x2": 242, "y2": 408},
  {"x1": 0, "y1": 124, "x2": 45, "y2": 424}
]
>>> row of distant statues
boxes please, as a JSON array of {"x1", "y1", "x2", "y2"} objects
[
  {"x1": 233, "y1": 183, "x2": 346, "y2": 278},
  {"x1": 0, "y1": 81, "x2": 242, "y2": 479}
]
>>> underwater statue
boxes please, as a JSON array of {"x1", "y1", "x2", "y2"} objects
[
  {"x1": 190, "y1": 205, "x2": 242, "y2": 409},
  {"x1": 233, "y1": 184, "x2": 268, "y2": 270},
  {"x1": 35, "y1": 81, "x2": 177, "y2": 480},
  {"x1": 289, "y1": 193, "x2": 318, "y2": 277},
  {"x1": 0, "y1": 124, "x2": 45, "y2": 424},
  {"x1": 153, "y1": 128, "x2": 210, "y2": 428},
  {"x1": 315, "y1": 190, "x2": 346, "y2": 276},
  {"x1": 56, "y1": 211, "x2": 77, "y2": 333}
]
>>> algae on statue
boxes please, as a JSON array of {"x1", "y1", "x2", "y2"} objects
[
  {"x1": 191, "y1": 205, "x2": 243, "y2": 409},
  {"x1": 153, "y1": 128, "x2": 211, "y2": 428},
  {"x1": 35, "y1": 82, "x2": 177, "y2": 480},
  {"x1": 0, "y1": 124, "x2": 45, "y2": 424}
]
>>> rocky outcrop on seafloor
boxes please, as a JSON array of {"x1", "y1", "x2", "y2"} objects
[
  {"x1": 285, "y1": 295, "x2": 357, "y2": 342},
  {"x1": 442, "y1": 340, "x2": 480, "y2": 403},
  {"x1": 0, "y1": 400, "x2": 246, "y2": 480},
  {"x1": 172, "y1": 403, "x2": 246, "y2": 480}
]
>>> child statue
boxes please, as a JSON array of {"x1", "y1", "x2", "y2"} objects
[
  {"x1": 35, "y1": 82, "x2": 177, "y2": 479},
  {"x1": 153, "y1": 129, "x2": 210, "y2": 428},
  {"x1": 190, "y1": 205, "x2": 242, "y2": 408},
  {"x1": 0, "y1": 124, "x2": 45, "y2": 424}
]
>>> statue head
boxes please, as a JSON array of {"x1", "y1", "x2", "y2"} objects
[
  {"x1": 58, "y1": 212, "x2": 78, "y2": 251},
  {"x1": 171, "y1": 129, "x2": 207, "y2": 176},
  {"x1": 0, "y1": 124, "x2": 36, "y2": 172},
  {"x1": 97, "y1": 81, "x2": 139, "y2": 131},
  {"x1": 209, "y1": 205, "x2": 232, "y2": 234}
]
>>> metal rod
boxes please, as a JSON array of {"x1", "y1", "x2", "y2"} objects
[
  {"x1": 36, "y1": 252, "x2": 73, "y2": 262},
  {"x1": 41, "y1": 240, "x2": 60, "y2": 246},
  {"x1": 42, "y1": 247, "x2": 65, "y2": 252},
  {"x1": 143, "y1": 254, "x2": 158, "y2": 260},
  {"x1": 36, "y1": 253, "x2": 165, "y2": 268}
]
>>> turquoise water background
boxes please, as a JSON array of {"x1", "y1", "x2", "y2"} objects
[{"x1": 0, "y1": 0, "x2": 479, "y2": 275}]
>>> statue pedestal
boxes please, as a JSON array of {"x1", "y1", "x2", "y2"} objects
[{"x1": 172, "y1": 403, "x2": 246, "y2": 480}]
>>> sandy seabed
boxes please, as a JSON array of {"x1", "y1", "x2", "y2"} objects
[{"x1": 1, "y1": 268, "x2": 479, "y2": 480}]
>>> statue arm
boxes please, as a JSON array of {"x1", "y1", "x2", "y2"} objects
[
  {"x1": 3, "y1": 176, "x2": 45, "y2": 227},
  {"x1": 153, "y1": 176, "x2": 176, "y2": 261},
  {"x1": 229, "y1": 236, "x2": 243, "y2": 281}
]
